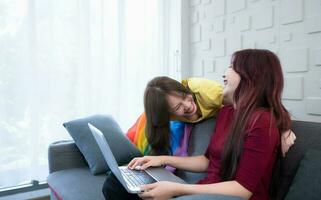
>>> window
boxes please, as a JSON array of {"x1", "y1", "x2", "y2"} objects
[{"x1": 0, "y1": 0, "x2": 181, "y2": 191}]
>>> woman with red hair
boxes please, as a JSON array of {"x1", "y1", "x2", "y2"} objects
[{"x1": 128, "y1": 49, "x2": 291, "y2": 200}]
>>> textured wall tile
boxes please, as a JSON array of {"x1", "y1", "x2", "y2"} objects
[
  {"x1": 253, "y1": 3, "x2": 274, "y2": 30},
  {"x1": 191, "y1": 11, "x2": 199, "y2": 24},
  {"x1": 306, "y1": 15, "x2": 321, "y2": 34},
  {"x1": 191, "y1": 25, "x2": 201, "y2": 43},
  {"x1": 192, "y1": 58, "x2": 204, "y2": 76},
  {"x1": 206, "y1": 0, "x2": 225, "y2": 18},
  {"x1": 212, "y1": 36, "x2": 226, "y2": 57},
  {"x1": 306, "y1": 97, "x2": 321, "y2": 115},
  {"x1": 236, "y1": 14, "x2": 251, "y2": 32},
  {"x1": 312, "y1": 49, "x2": 321, "y2": 66},
  {"x1": 191, "y1": 0, "x2": 202, "y2": 6},
  {"x1": 227, "y1": 34, "x2": 242, "y2": 55},
  {"x1": 202, "y1": 0, "x2": 212, "y2": 5},
  {"x1": 281, "y1": 48, "x2": 309, "y2": 72},
  {"x1": 202, "y1": 37, "x2": 211, "y2": 51},
  {"x1": 213, "y1": 18, "x2": 225, "y2": 33},
  {"x1": 203, "y1": 59, "x2": 215, "y2": 73},
  {"x1": 242, "y1": 35, "x2": 256, "y2": 49},
  {"x1": 281, "y1": 0, "x2": 304, "y2": 25},
  {"x1": 227, "y1": 0, "x2": 246, "y2": 13},
  {"x1": 281, "y1": 32, "x2": 292, "y2": 42},
  {"x1": 283, "y1": 76, "x2": 304, "y2": 100}
]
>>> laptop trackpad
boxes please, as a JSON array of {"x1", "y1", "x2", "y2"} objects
[{"x1": 145, "y1": 167, "x2": 186, "y2": 184}]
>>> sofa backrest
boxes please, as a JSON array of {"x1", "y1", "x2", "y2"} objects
[
  {"x1": 175, "y1": 118, "x2": 216, "y2": 183},
  {"x1": 278, "y1": 120, "x2": 321, "y2": 199}
]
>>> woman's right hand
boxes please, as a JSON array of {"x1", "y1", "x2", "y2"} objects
[{"x1": 128, "y1": 156, "x2": 165, "y2": 170}]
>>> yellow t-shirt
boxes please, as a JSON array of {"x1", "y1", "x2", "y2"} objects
[{"x1": 172, "y1": 77, "x2": 223, "y2": 123}]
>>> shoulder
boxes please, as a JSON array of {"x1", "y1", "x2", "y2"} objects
[
  {"x1": 250, "y1": 109, "x2": 276, "y2": 128},
  {"x1": 246, "y1": 109, "x2": 279, "y2": 138},
  {"x1": 217, "y1": 105, "x2": 234, "y2": 118},
  {"x1": 182, "y1": 77, "x2": 223, "y2": 93}
]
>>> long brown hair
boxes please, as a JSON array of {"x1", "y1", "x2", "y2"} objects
[
  {"x1": 220, "y1": 49, "x2": 291, "y2": 182},
  {"x1": 144, "y1": 76, "x2": 192, "y2": 155}
]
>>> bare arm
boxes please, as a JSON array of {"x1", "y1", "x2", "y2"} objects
[
  {"x1": 177, "y1": 181, "x2": 252, "y2": 199},
  {"x1": 140, "y1": 180, "x2": 252, "y2": 200},
  {"x1": 128, "y1": 155, "x2": 209, "y2": 173},
  {"x1": 162, "y1": 155, "x2": 209, "y2": 172}
]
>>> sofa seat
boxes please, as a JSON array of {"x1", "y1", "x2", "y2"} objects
[{"x1": 48, "y1": 167, "x2": 106, "y2": 200}]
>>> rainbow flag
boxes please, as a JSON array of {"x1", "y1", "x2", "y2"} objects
[{"x1": 126, "y1": 113, "x2": 192, "y2": 157}]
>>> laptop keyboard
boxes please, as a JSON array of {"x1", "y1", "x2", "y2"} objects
[{"x1": 121, "y1": 168, "x2": 155, "y2": 187}]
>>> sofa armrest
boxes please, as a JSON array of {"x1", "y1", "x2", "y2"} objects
[
  {"x1": 48, "y1": 140, "x2": 88, "y2": 173},
  {"x1": 171, "y1": 194, "x2": 244, "y2": 200}
]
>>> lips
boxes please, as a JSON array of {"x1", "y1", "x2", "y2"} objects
[
  {"x1": 223, "y1": 79, "x2": 227, "y2": 85},
  {"x1": 187, "y1": 102, "x2": 196, "y2": 114}
]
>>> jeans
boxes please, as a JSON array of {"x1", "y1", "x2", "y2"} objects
[{"x1": 102, "y1": 172, "x2": 141, "y2": 200}]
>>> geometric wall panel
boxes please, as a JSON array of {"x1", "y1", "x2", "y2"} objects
[
  {"x1": 281, "y1": 0, "x2": 304, "y2": 25},
  {"x1": 236, "y1": 14, "x2": 251, "y2": 32},
  {"x1": 227, "y1": 0, "x2": 246, "y2": 13},
  {"x1": 281, "y1": 48, "x2": 309, "y2": 72},
  {"x1": 213, "y1": 18, "x2": 225, "y2": 33},
  {"x1": 188, "y1": 0, "x2": 321, "y2": 122},
  {"x1": 253, "y1": 2, "x2": 274, "y2": 30},
  {"x1": 313, "y1": 49, "x2": 321, "y2": 66},
  {"x1": 283, "y1": 76, "x2": 304, "y2": 100},
  {"x1": 191, "y1": 25, "x2": 201, "y2": 43},
  {"x1": 306, "y1": 97, "x2": 321, "y2": 115},
  {"x1": 191, "y1": 11, "x2": 199, "y2": 24},
  {"x1": 203, "y1": 59, "x2": 215, "y2": 73},
  {"x1": 281, "y1": 32, "x2": 293, "y2": 42},
  {"x1": 192, "y1": 58, "x2": 204, "y2": 76},
  {"x1": 202, "y1": 36, "x2": 211, "y2": 51},
  {"x1": 190, "y1": 0, "x2": 201, "y2": 6},
  {"x1": 212, "y1": 36, "x2": 226, "y2": 57},
  {"x1": 227, "y1": 34, "x2": 242, "y2": 55},
  {"x1": 206, "y1": 0, "x2": 225, "y2": 18},
  {"x1": 306, "y1": 15, "x2": 321, "y2": 34}
]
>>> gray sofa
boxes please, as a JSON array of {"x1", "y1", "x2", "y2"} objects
[{"x1": 47, "y1": 118, "x2": 321, "y2": 200}]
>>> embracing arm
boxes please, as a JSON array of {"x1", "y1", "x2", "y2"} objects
[{"x1": 281, "y1": 130, "x2": 296, "y2": 157}]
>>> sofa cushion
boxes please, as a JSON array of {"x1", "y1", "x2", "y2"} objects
[
  {"x1": 277, "y1": 120, "x2": 321, "y2": 199},
  {"x1": 47, "y1": 167, "x2": 106, "y2": 200},
  {"x1": 284, "y1": 149, "x2": 321, "y2": 200},
  {"x1": 63, "y1": 115, "x2": 142, "y2": 175},
  {"x1": 175, "y1": 118, "x2": 216, "y2": 183}
]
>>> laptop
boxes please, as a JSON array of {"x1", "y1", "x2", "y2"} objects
[{"x1": 88, "y1": 123, "x2": 186, "y2": 193}]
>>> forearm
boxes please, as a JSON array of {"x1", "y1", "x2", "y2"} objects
[
  {"x1": 161, "y1": 155, "x2": 209, "y2": 172},
  {"x1": 175, "y1": 181, "x2": 252, "y2": 200}
]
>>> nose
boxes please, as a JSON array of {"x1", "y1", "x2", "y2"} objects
[
  {"x1": 182, "y1": 101, "x2": 190, "y2": 112},
  {"x1": 222, "y1": 75, "x2": 226, "y2": 79}
]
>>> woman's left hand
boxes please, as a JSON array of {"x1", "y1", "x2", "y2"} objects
[
  {"x1": 281, "y1": 130, "x2": 296, "y2": 157},
  {"x1": 138, "y1": 181, "x2": 181, "y2": 200}
]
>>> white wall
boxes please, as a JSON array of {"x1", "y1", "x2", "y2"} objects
[{"x1": 186, "y1": 0, "x2": 321, "y2": 122}]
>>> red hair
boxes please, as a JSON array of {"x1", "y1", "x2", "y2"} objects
[{"x1": 220, "y1": 49, "x2": 291, "y2": 181}]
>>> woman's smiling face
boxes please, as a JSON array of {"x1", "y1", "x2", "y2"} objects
[
  {"x1": 223, "y1": 66, "x2": 241, "y2": 105},
  {"x1": 166, "y1": 93, "x2": 198, "y2": 119}
]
